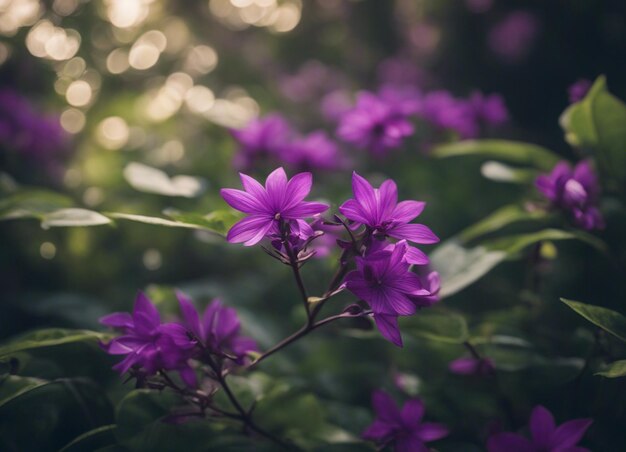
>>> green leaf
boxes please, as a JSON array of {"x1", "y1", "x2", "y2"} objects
[
  {"x1": 595, "y1": 360, "x2": 626, "y2": 378},
  {"x1": 59, "y1": 425, "x2": 117, "y2": 452},
  {"x1": 460, "y1": 204, "x2": 550, "y2": 243},
  {"x1": 560, "y1": 299, "x2": 626, "y2": 342},
  {"x1": 123, "y1": 162, "x2": 206, "y2": 197},
  {"x1": 41, "y1": 208, "x2": 111, "y2": 229},
  {"x1": 561, "y1": 76, "x2": 626, "y2": 188},
  {"x1": 485, "y1": 228, "x2": 606, "y2": 255},
  {"x1": 166, "y1": 209, "x2": 241, "y2": 236},
  {"x1": 0, "y1": 329, "x2": 109, "y2": 360},
  {"x1": 0, "y1": 189, "x2": 73, "y2": 220},
  {"x1": 402, "y1": 309, "x2": 469, "y2": 344},
  {"x1": 480, "y1": 161, "x2": 538, "y2": 183},
  {"x1": 432, "y1": 139, "x2": 560, "y2": 170},
  {"x1": 0, "y1": 374, "x2": 47, "y2": 408}
]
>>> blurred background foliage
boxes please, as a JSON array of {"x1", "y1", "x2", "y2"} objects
[{"x1": 1, "y1": 0, "x2": 626, "y2": 451}]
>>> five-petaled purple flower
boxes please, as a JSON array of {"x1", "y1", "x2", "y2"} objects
[
  {"x1": 535, "y1": 160, "x2": 604, "y2": 230},
  {"x1": 221, "y1": 167, "x2": 329, "y2": 246},
  {"x1": 340, "y1": 171, "x2": 439, "y2": 265},
  {"x1": 344, "y1": 241, "x2": 437, "y2": 346},
  {"x1": 100, "y1": 292, "x2": 196, "y2": 386},
  {"x1": 363, "y1": 390, "x2": 449, "y2": 452},
  {"x1": 487, "y1": 405, "x2": 593, "y2": 452},
  {"x1": 177, "y1": 292, "x2": 257, "y2": 364},
  {"x1": 230, "y1": 114, "x2": 293, "y2": 170},
  {"x1": 337, "y1": 91, "x2": 415, "y2": 156}
]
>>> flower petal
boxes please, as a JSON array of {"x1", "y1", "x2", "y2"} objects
[
  {"x1": 371, "y1": 390, "x2": 403, "y2": 423},
  {"x1": 401, "y1": 398, "x2": 425, "y2": 426},
  {"x1": 374, "y1": 314, "x2": 403, "y2": 347},
  {"x1": 220, "y1": 188, "x2": 264, "y2": 214},
  {"x1": 487, "y1": 433, "x2": 535, "y2": 452},
  {"x1": 395, "y1": 435, "x2": 429, "y2": 452},
  {"x1": 283, "y1": 172, "x2": 313, "y2": 210},
  {"x1": 549, "y1": 418, "x2": 593, "y2": 450},
  {"x1": 392, "y1": 200, "x2": 425, "y2": 224},
  {"x1": 265, "y1": 167, "x2": 288, "y2": 208},
  {"x1": 388, "y1": 223, "x2": 439, "y2": 244},
  {"x1": 226, "y1": 215, "x2": 273, "y2": 246},
  {"x1": 362, "y1": 420, "x2": 394, "y2": 442},
  {"x1": 176, "y1": 290, "x2": 202, "y2": 340},
  {"x1": 100, "y1": 312, "x2": 133, "y2": 329},
  {"x1": 352, "y1": 171, "x2": 378, "y2": 222},
  {"x1": 405, "y1": 245, "x2": 429, "y2": 265},
  {"x1": 339, "y1": 199, "x2": 371, "y2": 224},
  {"x1": 239, "y1": 172, "x2": 268, "y2": 206},
  {"x1": 529, "y1": 405, "x2": 556, "y2": 446},
  {"x1": 378, "y1": 179, "x2": 398, "y2": 221},
  {"x1": 133, "y1": 292, "x2": 160, "y2": 333},
  {"x1": 282, "y1": 201, "x2": 329, "y2": 219},
  {"x1": 416, "y1": 422, "x2": 449, "y2": 442}
]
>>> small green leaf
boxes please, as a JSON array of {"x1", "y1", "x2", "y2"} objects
[
  {"x1": 108, "y1": 212, "x2": 198, "y2": 228},
  {"x1": 402, "y1": 309, "x2": 469, "y2": 344},
  {"x1": 0, "y1": 329, "x2": 108, "y2": 360},
  {"x1": 561, "y1": 299, "x2": 626, "y2": 342},
  {"x1": 0, "y1": 189, "x2": 73, "y2": 220},
  {"x1": 432, "y1": 139, "x2": 560, "y2": 170},
  {"x1": 595, "y1": 360, "x2": 626, "y2": 378},
  {"x1": 166, "y1": 209, "x2": 241, "y2": 236},
  {"x1": 59, "y1": 425, "x2": 117, "y2": 452},
  {"x1": 41, "y1": 208, "x2": 111, "y2": 229},
  {"x1": 0, "y1": 375, "x2": 47, "y2": 409},
  {"x1": 460, "y1": 204, "x2": 550, "y2": 243}
]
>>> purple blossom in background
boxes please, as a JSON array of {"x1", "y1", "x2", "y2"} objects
[
  {"x1": 279, "y1": 60, "x2": 346, "y2": 103},
  {"x1": 363, "y1": 390, "x2": 449, "y2": 451},
  {"x1": 568, "y1": 79, "x2": 592, "y2": 104},
  {"x1": 279, "y1": 130, "x2": 347, "y2": 171},
  {"x1": 100, "y1": 292, "x2": 196, "y2": 386},
  {"x1": 378, "y1": 84, "x2": 422, "y2": 116},
  {"x1": 377, "y1": 55, "x2": 427, "y2": 88},
  {"x1": 468, "y1": 91, "x2": 509, "y2": 126},
  {"x1": 177, "y1": 292, "x2": 257, "y2": 364},
  {"x1": 337, "y1": 91, "x2": 414, "y2": 156},
  {"x1": 344, "y1": 241, "x2": 435, "y2": 346},
  {"x1": 230, "y1": 114, "x2": 293, "y2": 170},
  {"x1": 221, "y1": 167, "x2": 329, "y2": 246},
  {"x1": 536, "y1": 160, "x2": 604, "y2": 230},
  {"x1": 340, "y1": 171, "x2": 439, "y2": 265},
  {"x1": 488, "y1": 11, "x2": 540, "y2": 64},
  {"x1": 449, "y1": 356, "x2": 495, "y2": 376},
  {"x1": 487, "y1": 405, "x2": 593, "y2": 452},
  {"x1": 320, "y1": 90, "x2": 353, "y2": 122},
  {"x1": 418, "y1": 91, "x2": 479, "y2": 139}
]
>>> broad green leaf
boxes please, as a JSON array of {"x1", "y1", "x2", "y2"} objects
[
  {"x1": 480, "y1": 161, "x2": 538, "y2": 183},
  {"x1": 561, "y1": 76, "x2": 626, "y2": 187},
  {"x1": 59, "y1": 425, "x2": 117, "y2": 452},
  {"x1": 486, "y1": 229, "x2": 606, "y2": 255},
  {"x1": 596, "y1": 360, "x2": 626, "y2": 378},
  {"x1": 0, "y1": 189, "x2": 73, "y2": 220},
  {"x1": 460, "y1": 204, "x2": 550, "y2": 243},
  {"x1": 123, "y1": 162, "x2": 206, "y2": 197},
  {"x1": 432, "y1": 139, "x2": 560, "y2": 170},
  {"x1": 108, "y1": 212, "x2": 199, "y2": 228},
  {"x1": 561, "y1": 299, "x2": 626, "y2": 342},
  {"x1": 402, "y1": 309, "x2": 469, "y2": 344},
  {"x1": 41, "y1": 208, "x2": 111, "y2": 229},
  {"x1": 0, "y1": 328, "x2": 108, "y2": 360},
  {"x1": 0, "y1": 374, "x2": 47, "y2": 408},
  {"x1": 166, "y1": 209, "x2": 241, "y2": 236}
]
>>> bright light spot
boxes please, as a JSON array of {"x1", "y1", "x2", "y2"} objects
[
  {"x1": 0, "y1": 42, "x2": 10, "y2": 65},
  {"x1": 271, "y1": 2, "x2": 301, "y2": 33},
  {"x1": 40, "y1": 242, "x2": 56, "y2": 260},
  {"x1": 162, "y1": 17, "x2": 189, "y2": 54},
  {"x1": 185, "y1": 85, "x2": 215, "y2": 114},
  {"x1": 65, "y1": 80, "x2": 92, "y2": 107},
  {"x1": 105, "y1": 0, "x2": 151, "y2": 29},
  {"x1": 106, "y1": 48, "x2": 129, "y2": 74},
  {"x1": 60, "y1": 108, "x2": 86, "y2": 134},
  {"x1": 148, "y1": 140, "x2": 186, "y2": 165},
  {"x1": 209, "y1": 0, "x2": 235, "y2": 19},
  {"x1": 62, "y1": 57, "x2": 86, "y2": 79},
  {"x1": 138, "y1": 30, "x2": 167, "y2": 52},
  {"x1": 0, "y1": 0, "x2": 41, "y2": 36},
  {"x1": 143, "y1": 248, "x2": 162, "y2": 270},
  {"x1": 204, "y1": 98, "x2": 256, "y2": 128},
  {"x1": 96, "y1": 116, "x2": 130, "y2": 150},
  {"x1": 129, "y1": 42, "x2": 160, "y2": 70},
  {"x1": 186, "y1": 45, "x2": 218, "y2": 74},
  {"x1": 63, "y1": 168, "x2": 82, "y2": 188},
  {"x1": 26, "y1": 20, "x2": 80, "y2": 61},
  {"x1": 53, "y1": 0, "x2": 79, "y2": 17},
  {"x1": 166, "y1": 72, "x2": 193, "y2": 96},
  {"x1": 83, "y1": 187, "x2": 105, "y2": 207},
  {"x1": 143, "y1": 85, "x2": 183, "y2": 122}
]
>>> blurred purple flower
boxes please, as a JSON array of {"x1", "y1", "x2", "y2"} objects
[
  {"x1": 279, "y1": 130, "x2": 348, "y2": 171},
  {"x1": 487, "y1": 405, "x2": 592, "y2": 452},
  {"x1": 568, "y1": 79, "x2": 592, "y2": 104},
  {"x1": 377, "y1": 55, "x2": 427, "y2": 88},
  {"x1": 536, "y1": 160, "x2": 604, "y2": 230},
  {"x1": 488, "y1": 11, "x2": 540, "y2": 64},
  {"x1": 320, "y1": 90, "x2": 353, "y2": 122},
  {"x1": 378, "y1": 84, "x2": 423, "y2": 116},
  {"x1": 100, "y1": 292, "x2": 196, "y2": 386},
  {"x1": 339, "y1": 171, "x2": 438, "y2": 265},
  {"x1": 418, "y1": 91, "x2": 479, "y2": 139},
  {"x1": 221, "y1": 167, "x2": 329, "y2": 246},
  {"x1": 230, "y1": 114, "x2": 293, "y2": 170},
  {"x1": 337, "y1": 91, "x2": 414, "y2": 156},
  {"x1": 449, "y1": 356, "x2": 495, "y2": 376},
  {"x1": 279, "y1": 60, "x2": 346, "y2": 103},
  {"x1": 177, "y1": 292, "x2": 257, "y2": 364},
  {"x1": 468, "y1": 91, "x2": 509, "y2": 126},
  {"x1": 363, "y1": 390, "x2": 449, "y2": 451}
]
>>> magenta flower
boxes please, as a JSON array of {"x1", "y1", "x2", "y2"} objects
[
  {"x1": 279, "y1": 130, "x2": 347, "y2": 171},
  {"x1": 468, "y1": 91, "x2": 509, "y2": 126},
  {"x1": 568, "y1": 79, "x2": 592, "y2": 104},
  {"x1": 337, "y1": 91, "x2": 414, "y2": 156},
  {"x1": 449, "y1": 356, "x2": 495, "y2": 376},
  {"x1": 488, "y1": 11, "x2": 540, "y2": 64},
  {"x1": 535, "y1": 160, "x2": 604, "y2": 230},
  {"x1": 100, "y1": 292, "x2": 196, "y2": 386},
  {"x1": 230, "y1": 114, "x2": 293, "y2": 170},
  {"x1": 487, "y1": 405, "x2": 593, "y2": 452},
  {"x1": 221, "y1": 167, "x2": 329, "y2": 246},
  {"x1": 418, "y1": 91, "x2": 479, "y2": 139},
  {"x1": 177, "y1": 292, "x2": 257, "y2": 363},
  {"x1": 363, "y1": 390, "x2": 449, "y2": 452},
  {"x1": 339, "y1": 171, "x2": 439, "y2": 265}
]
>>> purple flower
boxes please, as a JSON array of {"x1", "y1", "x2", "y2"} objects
[
  {"x1": 279, "y1": 130, "x2": 347, "y2": 171},
  {"x1": 377, "y1": 55, "x2": 427, "y2": 88},
  {"x1": 176, "y1": 292, "x2": 257, "y2": 363},
  {"x1": 220, "y1": 167, "x2": 329, "y2": 246},
  {"x1": 487, "y1": 405, "x2": 593, "y2": 452},
  {"x1": 488, "y1": 11, "x2": 540, "y2": 64},
  {"x1": 279, "y1": 60, "x2": 346, "y2": 103},
  {"x1": 449, "y1": 356, "x2": 495, "y2": 376},
  {"x1": 100, "y1": 292, "x2": 196, "y2": 386},
  {"x1": 230, "y1": 114, "x2": 293, "y2": 170},
  {"x1": 568, "y1": 79, "x2": 592, "y2": 104},
  {"x1": 320, "y1": 89, "x2": 353, "y2": 122},
  {"x1": 339, "y1": 171, "x2": 439, "y2": 265},
  {"x1": 363, "y1": 390, "x2": 449, "y2": 452},
  {"x1": 344, "y1": 241, "x2": 435, "y2": 346},
  {"x1": 418, "y1": 91, "x2": 479, "y2": 139},
  {"x1": 535, "y1": 160, "x2": 604, "y2": 230},
  {"x1": 337, "y1": 91, "x2": 414, "y2": 156},
  {"x1": 378, "y1": 84, "x2": 423, "y2": 116},
  {"x1": 468, "y1": 91, "x2": 509, "y2": 126}
]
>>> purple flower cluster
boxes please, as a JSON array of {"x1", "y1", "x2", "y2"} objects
[
  {"x1": 536, "y1": 160, "x2": 604, "y2": 230},
  {"x1": 101, "y1": 291, "x2": 257, "y2": 387},
  {"x1": 488, "y1": 405, "x2": 592, "y2": 452},
  {"x1": 231, "y1": 114, "x2": 346, "y2": 171},
  {"x1": 363, "y1": 390, "x2": 449, "y2": 451}
]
